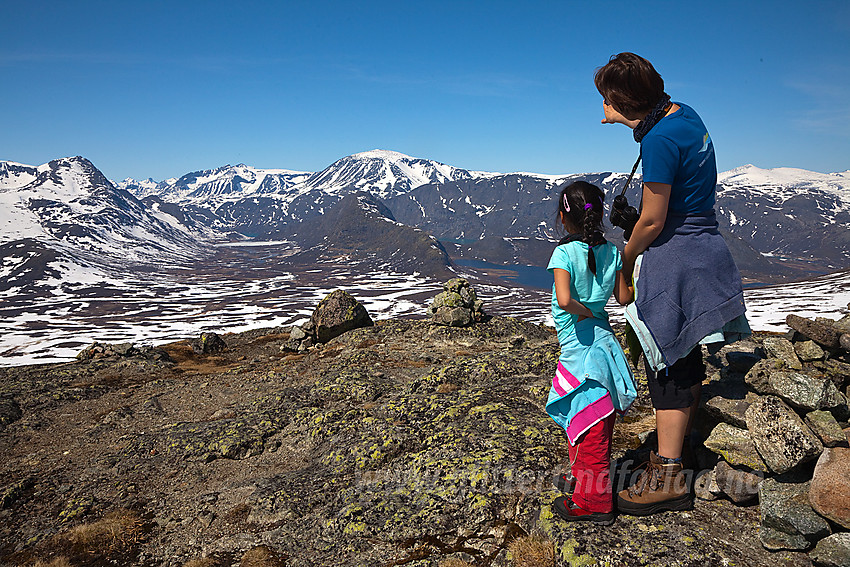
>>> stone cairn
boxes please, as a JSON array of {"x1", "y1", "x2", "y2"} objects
[
  {"x1": 693, "y1": 306, "x2": 850, "y2": 564},
  {"x1": 281, "y1": 289, "x2": 373, "y2": 352},
  {"x1": 427, "y1": 278, "x2": 485, "y2": 327}
]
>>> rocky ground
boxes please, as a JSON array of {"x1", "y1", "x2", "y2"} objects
[{"x1": 0, "y1": 308, "x2": 828, "y2": 566}]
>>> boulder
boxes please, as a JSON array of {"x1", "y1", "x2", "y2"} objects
[
  {"x1": 769, "y1": 371, "x2": 842, "y2": 412},
  {"x1": 810, "y1": 533, "x2": 850, "y2": 567},
  {"x1": 725, "y1": 348, "x2": 763, "y2": 373},
  {"x1": 809, "y1": 447, "x2": 850, "y2": 530},
  {"x1": 713, "y1": 460, "x2": 761, "y2": 503},
  {"x1": 745, "y1": 359, "x2": 782, "y2": 394},
  {"x1": 77, "y1": 341, "x2": 139, "y2": 359},
  {"x1": 193, "y1": 332, "x2": 227, "y2": 354},
  {"x1": 787, "y1": 314, "x2": 843, "y2": 349},
  {"x1": 693, "y1": 468, "x2": 721, "y2": 501},
  {"x1": 703, "y1": 391, "x2": 758, "y2": 430},
  {"x1": 703, "y1": 422, "x2": 768, "y2": 472},
  {"x1": 759, "y1": 478, "x2": 831, "y2": 551},
  {"x1": 745, "y1": 396, "x2": 823, "y2": 474},
  {"x1": 806, "y1": 410, "x2": 849, "y2": 448},
  {"x1": 428, "y1": 279, "x2": 485, "y2": 327},
  {"x1": 763, "y1": 337, "x2": 803, "y2": 370},
  {"x1": 310, "y1": 290, "x2": 373, "y2": 343},
  {"x1": 796, "y1": 340, "x2": 826, "y2": 362}
]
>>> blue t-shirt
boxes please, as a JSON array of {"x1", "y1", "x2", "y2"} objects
[
  {"x1": 547, "y1": 241, "x2": 622, "y2": 346},
  {"x1": 641, "y1": 103, "x2": 717, "y2": 214}
]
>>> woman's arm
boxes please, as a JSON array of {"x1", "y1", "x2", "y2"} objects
[
  {"x1": 614, "y1": 269, "x2": 634, "y2": 305},
  {"x1": 621, "y1": 181, "x2": 672, "y2": 279},
  {"x1": 553, "y1": 268, "x2": 593, "y2": 320}
]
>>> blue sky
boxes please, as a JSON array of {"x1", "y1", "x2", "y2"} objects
[{"x1": 2, "y1": 1, "x2": 849, "y2": 181}]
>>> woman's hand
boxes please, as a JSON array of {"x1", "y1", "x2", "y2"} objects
[{"x1": 601, "y1": 100, "x2": 641, "y2": 128}]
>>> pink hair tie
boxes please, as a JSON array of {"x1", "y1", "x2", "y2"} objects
[
  {"x1": 584, "y1": 203, "x2": 593, "y2": 211},
  {"x1": 563, "y1": 194, "x2": 570, "y2": 212}
]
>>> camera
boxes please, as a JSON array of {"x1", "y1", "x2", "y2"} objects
[{"x1": 610, "y1": 194, "x2": 640, "y2": 240}]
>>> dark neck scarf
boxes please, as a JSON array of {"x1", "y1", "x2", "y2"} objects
[{"x1": 633, "y1": 93, "x2": 672, "y2": 143}]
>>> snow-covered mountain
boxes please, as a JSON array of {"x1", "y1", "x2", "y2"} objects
[
  {"x1": 716, "y1": 165, "x2": 850, "y2": 269},
  {"x1": 300, "y1": 149, "x2": 482, "y2": 199},
  {"x1": 9, "y1": 152, "x2": 850, "y2": 287},
  {"x1": 116, "y1": 164, "x2": 312, "y2": 209},
  {"x1": 0, "y1": 157, "x2": 216, "y2": 296}
]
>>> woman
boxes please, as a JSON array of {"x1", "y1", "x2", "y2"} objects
[{"x1": 594, "y1": 52, "x2": 747, "y2": 515}]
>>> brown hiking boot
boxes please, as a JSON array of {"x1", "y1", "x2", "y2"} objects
[{"x1": 616, "y1": 451, "x2": 693, "y2": 516}]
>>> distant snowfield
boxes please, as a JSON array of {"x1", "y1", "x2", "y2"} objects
[{"x1": 1, "y1": 261, "x2": 848, "y2": 367}]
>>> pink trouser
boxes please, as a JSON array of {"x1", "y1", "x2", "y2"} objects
[{"x1": 568, "y1": 413, "x2": 616, "y2": 513}]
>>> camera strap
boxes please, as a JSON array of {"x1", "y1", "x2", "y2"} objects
[{"x1": 618, "y1": 152, "x2": 642, "y2": 199}]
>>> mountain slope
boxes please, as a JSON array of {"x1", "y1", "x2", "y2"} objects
[
  {"x1": 717, "y1": 165, "x2": 850, "y2": 269},
  {"x1": 290, "y1": 192, "x2": 454, "y2": 278},
  {"x1": 0, "y1": 157, "x2": 212, "y2": 274}
]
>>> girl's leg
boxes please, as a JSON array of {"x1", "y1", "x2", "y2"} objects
[{"x1": 570, "y1": 414, "x2": 616, "y2": 513}]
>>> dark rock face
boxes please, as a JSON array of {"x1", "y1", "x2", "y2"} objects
[
  {"x1": 310, "y1": 289, "x2": 373, "y2": 343},
  {"x1": 0, "y1": 396, "x2": 22, "y2": 429},
  {"x1": 193, "y1": 332, "x2": 227, "y2": 354}
]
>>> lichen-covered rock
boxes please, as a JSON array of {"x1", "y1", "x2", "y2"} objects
[
  {"x1": 810, "y1": 533, "x2": 850, "y2": 567},
  {"x1": 796, "y1": 340, "x2": 826, "y2": 362},
  {"x1": 310, "y1": 289, "x2": 373, "y2": 343},
  {"x1": 193, "y1": 332, "x2": 227, "y2": 354},
  {"x1": 713, "y1": 460, "x2": 761, "y2": 503},
  {"x1": 805, "y1": 410, "x2": 849, "y2": 448},
  {"x1": 428, "y1": 279, "x2": 485, "y2": 327},
  {"x1": 769, "y1": 371, "x2": 843, "y2": 412},
  {"x1": 809, "y1": 447, "x2": 850, "y2": 530},
  {"x1": 745, "y1": 395, "x2": 823, "y2": 474},
  {"x1": 763, "y1": 337, "x2": 803, "y2": 370},
  {"x1": 759, "y1": 478, "x2": 831, "y2": 551},
  {"x1": 704, "y1": 423, "x2": 768, "y2": 472}
]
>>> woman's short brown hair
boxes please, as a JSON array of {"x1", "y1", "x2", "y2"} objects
[{"x1": 594, "y1": 52, "x2": 665, "y2": 118}]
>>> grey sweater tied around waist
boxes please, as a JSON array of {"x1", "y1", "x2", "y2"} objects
[{"x1": 635, "y1": 210, "x2": 746, "y2": 366}]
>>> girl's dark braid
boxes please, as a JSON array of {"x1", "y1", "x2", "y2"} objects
[
  {"x1": 557, "y1": 181, "x2": 607, "y2": 276},
  {"x1": 581, "y1": 197, "x2": 604, "y2": 275}
]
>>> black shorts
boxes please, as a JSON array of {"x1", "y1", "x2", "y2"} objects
[{"x1": 644, "y1": 347, "x2": 705, "y2": 410}]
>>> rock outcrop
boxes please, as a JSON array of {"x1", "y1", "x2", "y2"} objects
[{"x1": 697, "y1": 310, "x2": 850, "y2": 559}]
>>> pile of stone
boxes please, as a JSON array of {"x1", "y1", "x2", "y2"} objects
[
  {"x1": 695, "y1": 307, "x2": 850, "y2": 563},
  {"x1": 281, "y1": 289, "x2": 373, "y2": 352},
  {"x1": 428, "y1": 278, "x2": 485, "y2": 327}
]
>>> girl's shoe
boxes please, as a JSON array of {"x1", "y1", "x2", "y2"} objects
[
  {"x1": 552, "y1": 497, "x2": 615, "y2": 526},
  {"x1": 553, "y1": 472, "x2": 576, "y2": 494}
]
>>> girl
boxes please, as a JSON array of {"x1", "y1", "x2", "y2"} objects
[
  {"x1": 546, "y1": 180, "x2": 636, "y2": 525},
  {"x1": 594, "y1": 52, "x2": 747, "y2": 516}
]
